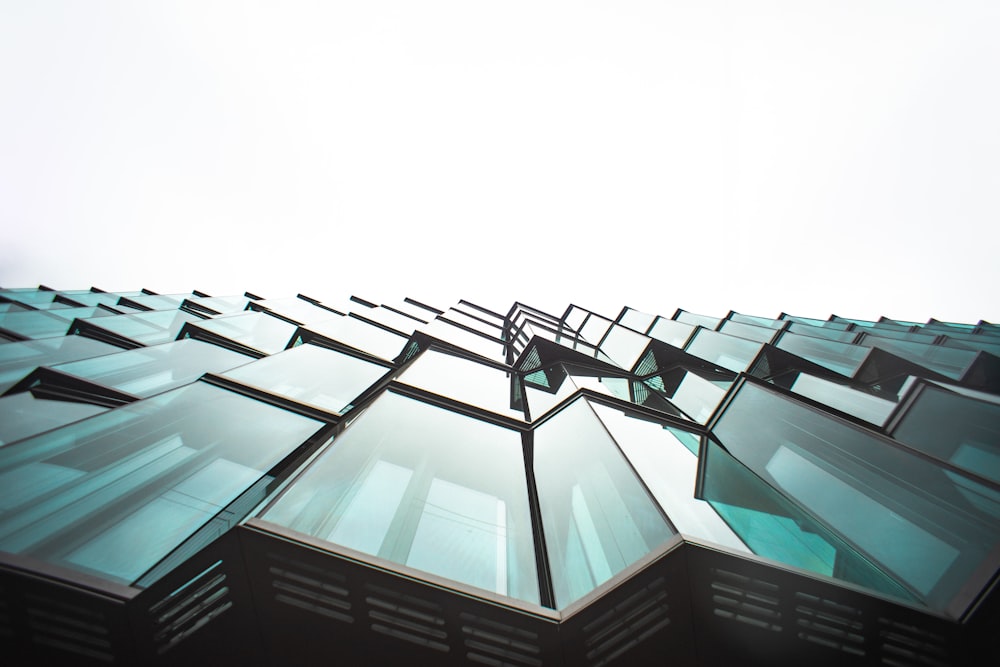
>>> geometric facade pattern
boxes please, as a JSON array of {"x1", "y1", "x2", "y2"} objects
[{"x1": 0, "y1": 285, "x2": 997, "y2": 665}]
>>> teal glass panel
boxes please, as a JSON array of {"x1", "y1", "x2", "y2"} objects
[
  {"x1": 589, "y1": 402, "x2": 747, "y2": 552},
  {"x1": 892, "y1": 384, "x2": 1000, "y2": 485},
  {"x1": 254, "y1": 297, "x2": 341, "y2": 325},
  {"x1": 397, "y1": 348, "x2": 524, "y2": 420},
  {"x1": 0, "y1": 393, "x2": 107, "y2": 446},
  {"x1": 674, "y1": 311, "x2": 722, "y2": 330},
  {"x1": 718, "y1": 320, "x2": 778, "y2": 344},
  {"x1": 53, "y1": 339, "x2": 253, "y2": 398},
  {"x1": 775, "y1": 331, "x2": 870, "y2": 376},
  {"x1": 419, "y1": 319, "x2": 504, "y2": 361},
  {"x1": 119, "y1": 294, "x2": 187, "y2": 311},
  {"x1": 0, "y1": 289, "x2": 58, "y2": 305},
  {"x1": 863, "y1": 338, "x2": 978, "y2": 381},
  {"x1": 261, "y1": 393, "x2": 540, "y2": 604},
  {"x1": 563, "y1": 306, "x2": 589, "y2": 333},
  {"x1": 184, "y1": 295, "x2": 251, "y2": 315},
  {"x1": 82, "y1": 310, "x2": 201, "y2": 346},
  {"x1": 786, "y1": 322, "x2": 858, "y2": 343},
  {"x1": 0, "y1": 303, "x2": 32, "y2": 313},
  {"x1": 619, "y1": 308, "x2": 655, "y2": 333},
  {"x1": 645, "y1": 370, "x2": 729, "y2": 423},
  {"x1": 533, "y1": 397, "x2": 674, "y2": 608},
  {"x1": 701, "y1": 439, "x2": 916, "y2": 602},
  {"x1": 781, "y1": 315, "x2": 853, "y2": 331},
  {"x1": 222, "y1": 343, "x2": 390, "y2": 415},
  {"x1": 1, "y1": 308, "x2": 110, "y2": 340},
  {"x1": 580, "y1": 314, "x2": 614, "y2": 346},
  {"x1": 523, "y1": 363, "x2": 577, "y2": 421},
  {"x1": 713, "y1": 382, "x2": 1000, "y2": 615},
  {"x1": 0, "y1": 382, "x2": 323, "y2": 586},
  {"x1": 598, "y1": 324, "x2": 651, "y2": 371},
  {"x1": 0, "y1": 336, "x2": 121, "y2": 393},
  {"x1": 729, "y1": 313, "x2": 785, "y2": 330},
  {"x1": 685, "y1": 329, "x2": 763, "y2": 373},
  {"x1": 788, "y1": 373, "x2": 897, "y2": 425},
  {"x1": 52, "y1": 291, "x2": 123, "y2": 309},
  {"x1": 308, "y1": 316, "x2": 412, "y2": 361},
  {"x1": 648, "y1": 317, "x2": 695, "y2": 348},
  {"x1": 191, "y1": 311, "x2": 297, "y2": 355}
]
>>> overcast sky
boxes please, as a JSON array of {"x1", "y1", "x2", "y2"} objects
[{"x1": 1, "y1": 1, "x2": 997, "y2": 324}]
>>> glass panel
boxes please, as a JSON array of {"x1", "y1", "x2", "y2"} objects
[
  {"x1": 184, "y1": 295, "x2": 251, "y2": 315},
  {"x1": 308, "y1": 316, "x2": 411, "y2": 361},
  {"x1": 191, "y1": 311, "x2": 297, "y2": 355},
  {"x1": 419, "y1": 319, "x2": 504, "y2": 362},
  {"x1": 0, "y1": 382, "x2": 323, "y2": 585},
  {"x1": 645, "y1": 370, "x2": 730, "y2": 424},
  {"x1": 589, "y1": 402, "x2": 748, "y2": 552},
  {"x1": 261, "y1": 393, "x2": 539, "y2": 604},
  {"x1": 397, "y1": 349, "x2": 524, "y2": 420},
  {"x1": 718, "y1": 320, "x2": 778, "y2": 344},
  {"x1": 533, "y1": 398, "x2": 674, "y2": 607},
  {"x1": 598, "y1": 325, "x2": 650, "y2": 371},
  {"x1": 440, "y1": 308, "x2": 503, "y2": 338},
  {"x1": 579, "y1": 314, "x2": 613, "y2": 345},
  {"x1": 781, "y1": 315, "x2": 853, "y2": 331},
  {"x1": 776, "y1": 331, "x2": 870, "y2": 376},
  {"x1": 674, "y1": 311, "x2": 722, "y2": 330},
  {"x1": 648, "y1": 318, "x2": 695, "y2": 348},
  {"x1": 52, "y1": 339, "x2": 253, "y2": 398},
  {"x1": 0, "y1": 308, "x2": 109, "y2": 340},
  {"x1": 82, "y1": 310, "x2": 201, "y2": 346},
  {"x1": 786, "y1": 321, "x2": 858, "y2": 343},
  {"x1": 523, "y1": 363, "x2": 577, "y2": 421},
  {"x1": 712, "y1": 382, "x2": 1000, "y2": 614},
  {"x1": 789, "y1": 373, "x2": 897, "y2": 425},
  {"x1": 54, "y1": 291, "x2": 123, "y2": 309},
  {"x1": 862, "y1": 338, "x2": 978, "y2": 381},
  {"x1": 119, "y1": 294, "x2": 187, "y2": 311},
  {"x1": 729, "y1": 313, "x2": 784, "y2": 330},
  {"x1": 892, "y1": 384, "x2": 1000, "y2": 485},
  {"x1": 254, "y1": 297, "x2": 341, "y2": 325},
  {"x1": 0, "y1": 393, "x2": 107, "y2": 446},
  {"x1": 222, "y1": 343, "x2": 390, "y2": 415},
  {"x1": 354, "y1": 306, "x2": 424, "y2": 335},
  {"x1": 685, "y1": 329, "x2": 763, "y2": 373},
  {"x1": 619, "y1": 308, "x2": 655, "y2": 333},
  {"x1": 0, "y1": 336, "x2": 121, "y2": 393}
]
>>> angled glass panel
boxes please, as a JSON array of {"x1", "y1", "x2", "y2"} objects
[
  {"x1": 118, "y1": 293, "x2": 187, "y2": 311},
  {"x1": 353, "y1": 306, "x2": 424, "y2": 335},
  {"x1": 0, "y1": 303, "x2": 32, "y2": 314},
  {"x1": 523, "y1": 363, "x2": 577, "y2": 421},
  {"x1": 780, "y1": 315, "x2": 853, "y2": 331},
  {"x1": 685, "y1": 329, "x2": 763, "y2": 373},
  {"x1": 0, "y1": 382, "x2": 324, "y2": 586},
  {"x1": 787, "y1": 372, "x2": 897, "y2": 425},
  {"x1": 579, "y1": 314, "x2": 614, "y2": 346},
  {"x1": 260, "y1": 392, "x2": 539, "y2": 604},
  {"x1": 712, "y1": 381, "x2": 1000, "y2": 616},
  {"x1": 1, "y1": 308, "x2": 111, "y2": 340},
  {"x1": 786, "y1": 321, "x2": 858, "y2": 343},
  {"x1": 190, "y1": 311, "x2": 297, "y2": 355},
  {"x1": 589, "y1": 402, "x2": 748, "y2": 552},
  {"x1": 648, "y1": 317, "x2": 695, "y2": 348},
  {"x1": 644, "y1": 369, "x2": 730, "y2": 424},
  {"x1": 51, "y1": 339, "x2": 253, "y2": 398},
  {"x1": 775, "y1": 331, "x2": 870, "y2": 377},
  {"x1": 254, "y1": 297, "x2": 341, "y2": 325},
  {"x1": 728, "y1": 313, "x2": 784, "y2": 330},
  {"x1": 892, "y1": 383, "x2": 1000, "y2": 485},
  {"x1": 419, "y1": 318, "x2": 504, "y2": 362},
  {"x1": 439, "y1": 308, "x2": 502, "y2": 338},
  {"x1": 533, "y1": 397, "x2": 675, "y2": 608},
  {"x1": 0, "y1": 289, "x2": 59, "y2": 305},
  {"x1": 0, "y1": 393, "x2": 107, "y2": 446},
  {"x1": 307, "y1": 315, "x2": 411, "y2": 362},
  {"x1": 397, "y1": 349, "x2": 524, "y2": 420},
  {"x1": 221, "y1": 343, "x2": 390, "y2": 415},
  {"x1": 862, "y1": 338, "x2": 979, "y2": 381},
  {"x1": 81, "y1": 310, "x2": 201, "y2": 346},
  {"x1": 0, "y1": 336, "x2": 121, "y2": 393},
  {"x1": 675, "y1": 310, "x2": 722, "y2": 330},
  {"x1": 718, "y1": 320, "x2": 778, "y2": 344},
  {"x1": 619, "y1": 307, "x2": 655, "y2": 333},
  {"x1": 184, "y1": 295, "x2": 251, "y2": 316},
  {"x1": 598, "y1": 324, "x2": 650, "y2": 371},
  {"x1": 54, "y1": 291, "x2": 128, "y2": 309}
]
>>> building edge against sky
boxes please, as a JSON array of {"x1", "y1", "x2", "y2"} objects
[{"x1": 0, "y1": 284, "x2": 997, "y2": 666}]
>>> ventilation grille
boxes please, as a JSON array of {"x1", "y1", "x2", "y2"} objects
[
  {"x1": 878, "y1": 616, "x2": 953, "y2": 667},
  {"x1": 25, "y1": 592, "x2": 114, "y2": 662},
  {"x1": 268, "y1": 553, "x2": 352, "y2": 624},
  {"x1": 519, "y1": 346, "x2": 542, "y2": 372},
  {"x1": 583, "y1": 576, "x2": 671, "y2": 667},
  {"x1": 794, "y1": 592, "x2": 865, "y2": 657},
  {"x1": 709, "y1": 567, "x2": 783, "y2": 632},
  {"x1": 149, "y1": 559, "x2": 233, "y2": 655},
  {"x1": 364, "y1": 584, "x2": 449, "y2": 653},
  {"x1": 460, "y1": 611, "x2": 542, "y2": 667},
  {"x1": 635, "y1": 349, "x2": 658, "y2": 376}
]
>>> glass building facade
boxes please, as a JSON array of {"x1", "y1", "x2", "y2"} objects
[{"x1": 0, "y1": 285, "x2": 997, "y2": 666}]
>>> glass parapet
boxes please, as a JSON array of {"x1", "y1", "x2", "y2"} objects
[
  {"x1": 118, "y1": 293, "x2": 188, "y2": 311},
  {"x1": 684, "y1": 329, "x2": 764, "y2": 373},
  {"x1": 619, "y1": 307, "x2": 655, "y2": 333},
  {"x1": 785, "y1": 321, "x2": 859, "y2": 343},
  {"x1": 674, "y1": 310, "x2": 722, "y2": 330},
  {"x1": 396, "y1": 348, "x2": 525, "y2": 420},
  {"x1": 643, "y1": 369, "x2": 730, "y2": 424},
  {"x1": 533, "y1": 397, "x2": 675, "y2": 608},
  {"x1": 260, "y1": 392, "x2": 540, "y2": 604},
  {"x1": 307, "y1": 315, "x2": 411, "y2": 362},
  {"x1": 221, "y1": 343, "x2": 390, "y2": 416},
  {"x1": 648, "y1": 317, "x2": 696, "y2": 348},
  {"x1": 775, "y1": 331, "x2": 870, "y2": 377},
  {"x1": 0, "y1": 336, "x2": 121, "y2": 393},
  {"x1": 597, "y1": 324, "x2": 651, "y2": 371},
  {"x1": 183, "y1": 295, "x2": 251, "y2": 316},
  {"x1": 579, "y1": 313, "x2": 614, "y2": 346},
  {"x1": 440, "y1": 308, "x2": 503, "y2": 338},
  {"x1": 1, "y1": 308, "x2": 112, "y2": 340},
  {"x1": 187, "y1": 311, "x2": 298, "y2": 355},
  {"x1": 253, "y1": 297, "x2": 341, "y2": 325},
  {"x1": 711, "y1": 381, "x2": 1000, "y2": 616},
  {"x1": 589, "y1": 402, "x2": 748, "y2": 553},
  {"x1": 860, "y1": 338, "x2": 980, "y2": 381},
  {"x1": 728, "y1": 313, "x2": 785, "y2": 330},
  {"x1": 0, "y1": 393, "x2": 108, "y2": 446},
  {"x1": 79, "y1": 309, "x2": 201, "y2": 346},
  {"x1": 419, "y1": 318, "x2": 505, "y2": 362},
  {"x1": 891, "y1": 383, "x2": 1000, "y2": 485},
  {"x1": 785, "y1": 372, "x2": 898, "y2": 426},
  {"x1": 50, "y1": 339, "x2": 253, "y2": 398},
  {"x1": 0, "y1": 382, "x2": 324, "y2": 586},
  {"x1": 718, "y1": 320, "x2": 779, "y2": 344}
]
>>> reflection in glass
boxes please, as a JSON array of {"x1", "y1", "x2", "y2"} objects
[
  {"x1": 0, "y1": 382, "x2": 323, "y2": 586},
  {"x1": 0, "y1": 336, "x2": 121, "y2": 393},
  {"x1": 222, "y1": 343, "x2": 390, "y2": 415},
  {"x1": 685, "y1": 329, "x2": 763, "y2": 373},
  {"x1": 189, "y1": 311, "x2": 297, "y2": 355},
  {"x1": 533, "y1": 398, "x2": 674, "y2": 607},
  {"x1": 308, "y1": 316, "x2": 411, "y2": 361},
  {"x1": 79, "y1": 310, "x2": 201, "y2": 346},
  {"x1": 397, "y1": 348, "x2": 524, "y2": 420},
  {"x1": 0, "y1": 393, "x2": 107, "y2": 446},
  {"x1": 261, "y1": 393, "x2": 539, "y2": 604}
]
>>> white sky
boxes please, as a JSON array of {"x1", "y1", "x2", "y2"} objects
[{"x1": 1, "y1": 1, "x2": 998, "y2": 324}]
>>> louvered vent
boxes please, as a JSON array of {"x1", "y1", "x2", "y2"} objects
[
  {"x1": 364, "y1": 584, "x2": 449, "y2": 653},
  {"x1": 149, "y1": 559, "x2": 233, "y2": 655},
  {"x1": 583, "y1": 576, "x2": 671, "y2": 667},
  {"x1": 709, "y1": 567, "x2": 783, "y2": 632},
  {"x1": 268, "y1": 553, "x2": 352, "y2": 624},
  {"x1": 460, "y1": 611, "x2": 542, "y2": 667},
  {"x1": 25, "y1": 592, "x2": 114, "y2": 662},
  {"x1": 878, "y1": 616, "x2": 953, "y2": 667},
  {"x1": 794, "y1": 591, "x2": 865, "y2": 657}
]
